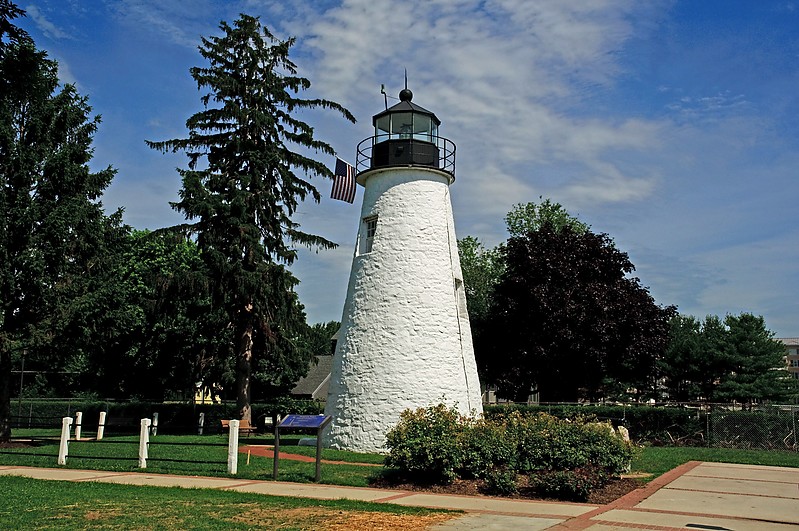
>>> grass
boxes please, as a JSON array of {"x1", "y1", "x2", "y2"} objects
[
  {"x1": 632, "y1": 446, "x2": 799, "y2": 478},
  {"x1": 277, "y1": 443, "x2": 385, "y2": 464},
  {"x1": 0, "y1": 475, "x2": 455, "y2": 530},
  {"x1": 2, "y1": 432, "x2": 384, "y2": 486}
]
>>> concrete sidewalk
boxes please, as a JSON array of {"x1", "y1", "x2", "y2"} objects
[{"x1": 1, "y1": 461, "x2": 797, "y2": 530}]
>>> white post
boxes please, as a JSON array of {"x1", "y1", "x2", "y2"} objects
[
  {"x1": 227, "y1": 419, "x2": 240, "y2": 475},
  {"x1": 138, "y1": 418, "x2": 151, "y2": 468},
  {"x1": 151, "y1": 412, "x2": 159, "y2": 436},
  {"x1": 57, "y1": 417, "x2": 73, "y2": 465},
  {"x1": 74, "y1": 411, "x2": 82, "y2": 440},
  {"x1": 97, "y1": 411, "x2": 106, "y2": 440},
  {"x1": 197, "y1": 412, "x2": 205, "y2": 435}
]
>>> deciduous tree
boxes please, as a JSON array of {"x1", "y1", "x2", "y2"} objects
[
  {"x1": 457, "y1": 236, "x2": 504, "y2": 380},
  {"x1": 504, "y1": 197, "x2": 590, "y2": 238},
  {"x1": 488, "y1": 223, "x2": 675, "y2": 402}
]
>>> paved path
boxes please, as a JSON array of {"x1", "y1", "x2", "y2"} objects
[{"x1": 1, "y1": 461, "x2": 797, "y2": 530}]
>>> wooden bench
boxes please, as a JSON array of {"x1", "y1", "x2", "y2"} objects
[{"x1": 220, "y1": 419, "x2": 257, "y2": 436}]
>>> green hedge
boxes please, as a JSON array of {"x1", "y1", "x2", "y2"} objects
[{"x1": 484, "y1": 404, "x2": 705, "y2": 445}]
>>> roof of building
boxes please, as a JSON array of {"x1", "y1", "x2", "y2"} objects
[
  {"x1": 290, "y1": 355, "x2": 333, "y2": 399},
  {"x1": 777, "y1": 338, "x2": 799, "y2": 346}
]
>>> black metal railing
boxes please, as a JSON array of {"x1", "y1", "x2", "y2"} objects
[{"x1": 356, "y1": 134, "x2": 456, "y2": 177}]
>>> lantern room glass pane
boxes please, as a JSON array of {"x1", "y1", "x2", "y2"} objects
[
  {"x1": 413, "y1": 115, "x2": 433, "y2": 141},
  {"x1": 392, "y1": 113, "x2": 414, "y2": 138},
  {"x1": 375, "y1": 115, "x2": 390, "y2": 140}
]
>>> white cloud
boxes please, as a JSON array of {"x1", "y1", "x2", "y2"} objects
[
  {"x1": 104, "y1": 0, "x2": 222, "y2": 48},
  {"x1": 284, "y1": 0, "x2": 670, "y2": 236},
  {"x1": 25, "y1": 4, "x2": 70, "y2": 40},
  {"x1": 667, "y1": 91, "x2": 750, "y2": 119}
]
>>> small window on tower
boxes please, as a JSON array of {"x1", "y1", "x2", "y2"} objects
[{"x1": 360, "y1": 215, "x2": 378, "y2": 254}]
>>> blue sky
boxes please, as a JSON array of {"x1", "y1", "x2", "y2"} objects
[{"x1": 16, "y1": 1, "x2": 799, "y2": 337}]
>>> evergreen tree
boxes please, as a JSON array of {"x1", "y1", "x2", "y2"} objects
[
  {"x1": 659, "y1": 315, "x2": 704, "y2": 401},
  {"x1": 715, "y1": 313, "x2": 792, "y2": 404},
  {"x1": 147, "y1": 15, "x2": 354, "y2": 421},
  {"x1": 0, "y1": 4, "x2": 122, "y2": 440},
  {"x1": 660, "y1": 313, "x2": 793, "y2": 404},
  {"x1": 297, "y1": 321, "x2": 340, "y2": 358}
]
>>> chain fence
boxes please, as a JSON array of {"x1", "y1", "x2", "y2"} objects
[
  {"x1": 707, "y1": 406, "x2": 798, "y2": 451},
  {"x1": 484, "y1": 401, "x2": 799, "y2": 452}
]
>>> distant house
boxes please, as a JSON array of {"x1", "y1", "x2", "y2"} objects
[
  {"x1": 291, "y1": 355, "x2": 333, "y2": 401},
  {"x1": 779, "y1": 338, "x2": 799, "y2": 381}
]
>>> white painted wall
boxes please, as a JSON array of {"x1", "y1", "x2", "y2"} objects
[{"x1": 323, "y1": 166, "x2": 482, "y2": 453}]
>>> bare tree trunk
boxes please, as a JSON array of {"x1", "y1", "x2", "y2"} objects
[{"x1": 236, "y1": 318, "x2": 254, "y2": 423}]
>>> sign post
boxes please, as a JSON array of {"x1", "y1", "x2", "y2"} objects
[{"x1": 273, "y1": 414, "x2": 332, "y2": 482}]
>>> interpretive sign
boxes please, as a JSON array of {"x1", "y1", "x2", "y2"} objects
[
  {"x1": 279, "y1": 414, "x2": 331, "y2": 429},
  {"x1": 273, "y1": 414, "x2": 332, "y2": 482}
]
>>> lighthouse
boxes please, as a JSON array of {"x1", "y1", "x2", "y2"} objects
[{"x1": 323, "y1": 87, "x2": 483, "y2": 453}]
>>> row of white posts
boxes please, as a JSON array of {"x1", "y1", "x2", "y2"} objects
[{"x1": 57, "y1": 414, "x2": 242, "y2": 474}]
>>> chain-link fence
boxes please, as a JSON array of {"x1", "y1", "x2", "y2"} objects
[
  {"x1": 707, "y1": 406, "x2": 798, "y2": 451},
  {"x1": 484, "y1": 401, "x2": 799, "y2": 452}
]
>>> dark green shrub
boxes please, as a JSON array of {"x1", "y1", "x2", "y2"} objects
[
  {"x1": 482, "y1": 466, "x2": 518, "y2": 496},
  {"x1": 499, "y1": 412, "x2": 633, "y2": 476},
  {"x1": 384, "y1": 406, "x2": 634, "y2": 499},
  {"x1": 530, "y1": 466, "x2": 606, "y2": 502},
  {"x1": 384, "y1": 404, "x2": 467, "y2": 484},
  {"x1": 460, "y1": 418, "x2": 517, "y2": 479}
]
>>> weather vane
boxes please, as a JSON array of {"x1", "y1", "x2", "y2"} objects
[{"x1": 380, "y1": 68, "x2": 409, "y2": 110}]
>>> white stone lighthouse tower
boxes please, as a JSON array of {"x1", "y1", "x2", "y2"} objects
[{"x1": 323, "y1": 88, "x2": 482, "y2": 453}]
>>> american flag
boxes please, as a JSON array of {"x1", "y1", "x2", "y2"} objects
[{"x1": 331, "y1": 157, "x2": 356, "y2": 203}]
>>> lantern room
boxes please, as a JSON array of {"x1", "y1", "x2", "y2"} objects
[{"x1": 370, "y1": 88, "x2": 442, "y2": 169}]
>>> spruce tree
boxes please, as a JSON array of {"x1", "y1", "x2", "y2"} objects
[
  {"x1": 148, "y1": 15, "x2": 354, "y2": 421},
  {"x1": 1, "y1": 4, "x2": 122, "y2": 441}
]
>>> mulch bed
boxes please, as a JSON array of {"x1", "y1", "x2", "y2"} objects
[{"x1": 371, "y1": 475, "x2": 646, "y2": 505}]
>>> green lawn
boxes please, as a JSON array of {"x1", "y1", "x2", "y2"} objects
[
  {"x1": 0, "y1": 475, "x2": 455, "y2": 530},
  {"x1": 631, "y1": 446, "x2": 799, "y2": 478},
  {"x1": 1, "y1": 432, "x2": 383, "y2": 486}
]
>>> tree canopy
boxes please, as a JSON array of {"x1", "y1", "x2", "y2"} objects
[
  {"x1": 147, "y1": 15, "x2": 354, "y2": 420},
  {"x1": 505, "y1": 198, "x2": 590, "y2": 238},
  {"x1": 488, "y1": 223, "x2": 675, "y2": 402},
  {"x1": 660, "y1": 313, "x2": 794, "y2": 404},
  {"x1": 1, "y1": 3, "x2": 123, "y2": 439},
  {"x1": 459, "y1": 199, "x2": 675, "y2": 403}
]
